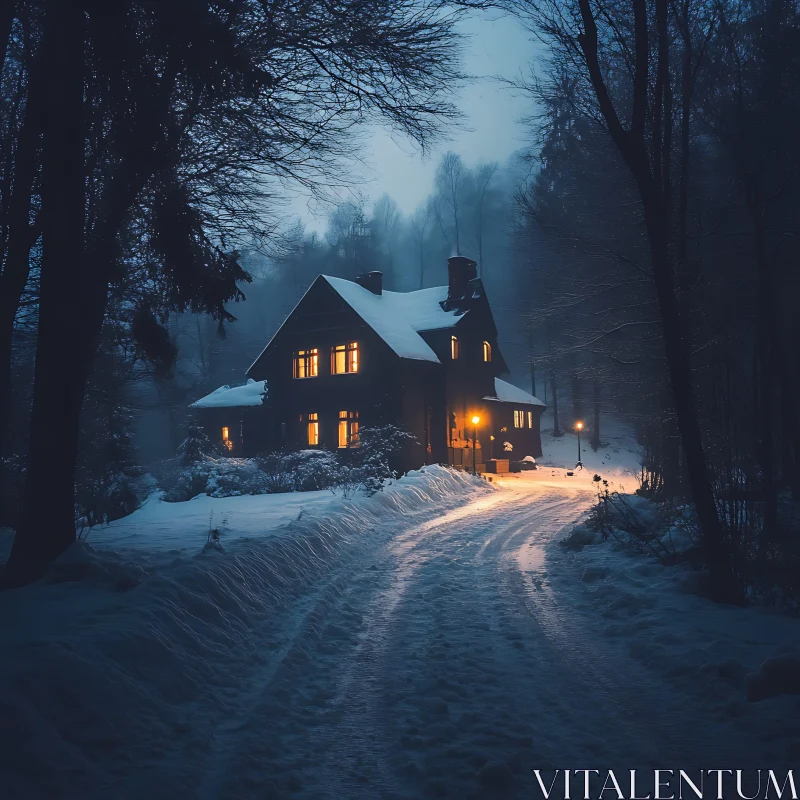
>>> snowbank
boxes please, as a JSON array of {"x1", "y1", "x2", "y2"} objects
[
  {"x1": 0, "y1": 466, "x2": 490, "y2": 798},
  {"x1": 549, "y1": 499, "x2": 800, "y2": 765}
]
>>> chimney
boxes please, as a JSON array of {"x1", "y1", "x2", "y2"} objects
[
  {"x1": 355, "y1": 270, "x2": 382, "y2": 295},
  {"x1": 447, "y1": 256, "x2": 478, "y2": 300}
]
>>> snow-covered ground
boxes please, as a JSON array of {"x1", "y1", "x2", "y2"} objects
[{"x1": 1, "y1": 419, "x2": 798, "y2": 799}]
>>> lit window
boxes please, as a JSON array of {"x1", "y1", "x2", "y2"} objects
[
  {"x1": 294, "y1": 348, "x2": 319, "y2": 378},
  {"x1": 451, "y1": 336, "x2": 460, "y2": 360},
  {"x1": 331, "y1": 342, "x2": 359, "y2": 374},
  {"x1": 513, "y1": 410, "x2": 523, "y2": 429},
  {"x1": 221, "y1": 426, "x2": 233, "y2": 450},
  {"x1": 338, "y1": 410, "x2": 360, "y2": 448},
  {"x1": 483, "y1": 341, "x2": 492, "y2": 362},
  {"x1": 527, "y1": 410, "x2": 534, "y2": 428},
  {"x1": 306, "y1": 412, "x2": 319, "y2": 445}
]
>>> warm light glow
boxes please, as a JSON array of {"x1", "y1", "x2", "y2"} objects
[
  {"x1": 221, "y1": 426, "x2": 233, "y2": 451},
  {"x1": 331, "y1": 342, "x2": 359, "y2": 374},
  {"x1": 338, "y1": 410, "x2": 359, "y2": 448},
  {"x1": 307, "y1": 412, "x2": 319, "y2": 445},
  {"x1": 482, "y1": 340, "x2": 492, "y2": 362},
  {"x1": 451, "y1": 335, "x2": 460, "y2": 360},
  {"x1": 576, "y1": 420, "x2": 584, "y2": 430},
  {"x1": 294, "y1": 348, "x2": 319, "y2": 378},
  {"x1": 471, "y1": 415, "x2": 480, "y2": 425}
]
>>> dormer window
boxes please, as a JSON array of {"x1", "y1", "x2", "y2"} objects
[
  {"x1": 294, "y1": 348, "x2": 318, "y2": 378},
  {"x1": 331, "y1": 342, "x2": 359, "y2": 374},
  {"x1": 450, "y1": 336, "x2": 460, "y2": 360},
  {"x1": 483, "y1": 341, "x2": 492, "y2": 362}
]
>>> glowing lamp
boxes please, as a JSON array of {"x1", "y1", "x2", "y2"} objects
[
  {"x1": 471, "y1": 415, "x2": 481, "y2": 425},
  {"x1": 575, "y1": 420, "x2": 584, "y2": 430}
]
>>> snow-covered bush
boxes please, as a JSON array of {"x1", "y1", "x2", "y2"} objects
[
  {"x1": 180, "y1": 419, "x2": 218, "y2": 465},
  {"x1": 336, "y1": 425, "x2": 417, "y2": 496},
  {"x1": 161, "y1": 458, "x2": 268, "y2": 502},
  {"x1": 280, "y1": 450, "x2": 341, "y2": 492},
  {"x1": 76, "y1": 471, "x2": 141, "y2": 535}
]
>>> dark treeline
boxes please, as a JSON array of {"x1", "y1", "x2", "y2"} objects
[
  {"x1": 512, "y1": 0, "x2": 800, "y2": 599},
  {"x1": 0, "y1": 0, "x2": 496, "y2": 582}
]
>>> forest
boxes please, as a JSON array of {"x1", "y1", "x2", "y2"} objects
[{"x1": 0, "y1": 0, "x2": 798, "y2": 606}]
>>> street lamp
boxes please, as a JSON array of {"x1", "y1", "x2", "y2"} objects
[
  {"x1": 575, "y1": 420, "x2": 584, "y2": 470},
  {"x1": 471, "y1": 415, "x2": 480, "y2": 475}
]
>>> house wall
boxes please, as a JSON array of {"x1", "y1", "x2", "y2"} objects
[
  {"x1": 485, "y1": 403, "x2": 544, "y2": 460},
  {"x1": 248, "y1": 281, "x2": 425, "y2": 458}
]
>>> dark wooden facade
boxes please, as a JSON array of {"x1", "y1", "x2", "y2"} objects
[{"x1": 192, "y1": 258, "x2": 545, "y2": 472}]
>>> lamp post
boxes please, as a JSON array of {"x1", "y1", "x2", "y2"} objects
[
  {"x1": 471, "y1": 415, "x2": 480, "y2": 475},
  {"x1": 575, "y1": 420, "x2": 584, "y2": 470}
]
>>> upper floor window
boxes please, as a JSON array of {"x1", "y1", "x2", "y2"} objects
[
  {"x1": 514, "y1": 409, "x2": 533, "y2": 429},
  {"x1": 294, "y1": 348, "x2": 318, "y2": 378},
  {"x1": 338, "y1": 410, "x2": 360, "y2": 448},
  {"x1": 451, "y1": 335, "x2": 460, "y2": 360},
  {"x1": 331, "y1": 342, "x2": 359, "y2": 374},
  {"x1": 483, "y1": 341, "x2": 492, "y2": 362},
  {"x1": 302, "y1": 412, "x2": 319, "y2": 445}
]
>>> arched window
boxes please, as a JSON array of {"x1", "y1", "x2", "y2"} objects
[
  {"x1": 482, "y1": 341, "x2": 492, "y2": 362},
  {"x1": 450, "y1": 335, "x2": 460, "y2": 360}
]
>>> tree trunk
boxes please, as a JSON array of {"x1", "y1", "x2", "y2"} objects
[
  {"x1": 591, "y1": 373, "x2": 601, "y2": 451},
  {"x1": 746, "y1": 173, "x2": 778, "y2": 539},
  {"x1": 7, "y1": 0, "x2": 85, "y2": 577},
  {"x1": 0, "y1": 47, "x2": 45, "y2": 454},
  {"x1": 644, "y1": 207, "x2": 730, "y2": 588},
  {"x1": 551, "y1": 373, "x2": 561, "y2": 436},
  {"x1": 530, "y1": 360, "x2": 536, "y2": 398}
]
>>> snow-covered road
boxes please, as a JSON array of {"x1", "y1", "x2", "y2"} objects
[
  {"x1": 3, "y1": 457, "x2": 795, "y2": 799},
  {"x1": 175, "y1": 476, "x2": 776, "y2": 799}
]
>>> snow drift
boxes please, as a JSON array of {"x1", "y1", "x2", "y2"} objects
[{"x1": 0, "y1": 465, "x2": 491, "y2": 799}]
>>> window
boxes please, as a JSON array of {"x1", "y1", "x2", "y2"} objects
[
  {"x1": 483, "y1": 341, "x2": 492, "y2": 362},
  {"x1": 331, "y1": 342, "x2": 359, "y2": 374},
  {"x1": 304, "y1": 412, "x2": 319, "y2": 445},
  {"x1": 451, "y1": 335, "x2": 460, "y2": 360},
  {"x1": 514, "y1": 409, "x2": 533, "y2": 429},
  {"x1": 294, "y1": 348, "x2": 318, "y2": 378},
  {"x1": 338, "y1": 410, "x2": 360, "y2": 448},
  {"x1": 221, "y1": 426, "x2": 233, "y2": 450}
]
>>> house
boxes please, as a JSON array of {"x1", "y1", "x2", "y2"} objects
[{"x1": 190, "y1": 256, "x2": 545, "y2": 471}]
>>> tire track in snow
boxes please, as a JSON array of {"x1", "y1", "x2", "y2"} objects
[{"x1": 501, "y1": 497, "x2": 770, "y2": 769}]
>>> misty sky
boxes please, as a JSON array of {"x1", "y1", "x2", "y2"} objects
[{"x1": 288, "y1": 11, "x2": 538, "y2": 232}]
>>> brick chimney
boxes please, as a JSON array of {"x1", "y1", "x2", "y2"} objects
[
  {"x1": 355, "y1": 270, "x2": 382, "y2": 295},
  {"x1": 447, "y1": 256, "x2": 478, "y2": 300}
]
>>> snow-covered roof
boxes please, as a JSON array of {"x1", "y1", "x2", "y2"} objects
[
  {"x1": 484, "y1": 377, "x2": 545, "y2": 407},
  {"x1": 190, "y1": 379, "x2": 267, "y2": 409},
  {"x1": 321, "y1": 276, "x2": 463, "y2": 363}
]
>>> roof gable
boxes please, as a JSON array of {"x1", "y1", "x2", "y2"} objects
[
  {"x1": 321, "y1": 276, "x2": 466, "y2": 362},
  {"x1": 247, "y1": 272, "x2": 507, "y2": 374}
]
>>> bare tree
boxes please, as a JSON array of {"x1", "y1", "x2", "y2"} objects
[
  {"x1": 473, "y1": 161, "x2": 498, "y2": 274},
  {"x1": 515, "y1": 0, "x2": 733, "y2": 595},
  {"x1": 435, "y1": 151, "x2": 466, "y2": 254},
  {"x1": 409, "y1": 203, "x2": 432, "y2": 287}
]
